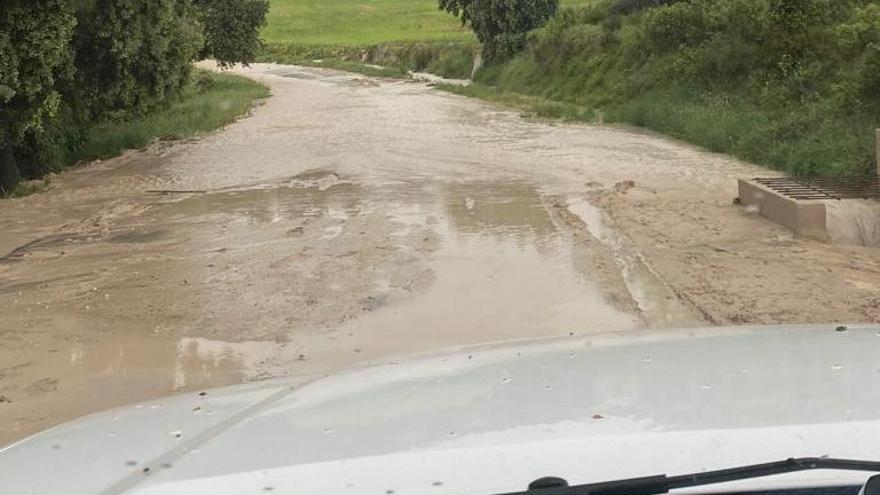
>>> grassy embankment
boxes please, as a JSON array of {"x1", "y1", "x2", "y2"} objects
[
  {"x1": 78, "y1": 71, "x2": 268, "y2": 161},
  {"x1": 5, "y1": 71, "x2": 268, "y2": 197},
  {"x1": 448, "y1": 0, "x2": 880, "y2": 176}
]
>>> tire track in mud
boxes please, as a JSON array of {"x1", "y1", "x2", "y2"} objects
[
  {"x1": 0, "y1": 234, "x2": 84, "y2": 263},
  {"x1": 585, "y1": 183, "x2": 880, "y2": 326},
  {"x1": 546, "y1": 191, "x2": 707, "y2": 328},
  {"x1": 543, "y1": 197, "x2": 640, "y2": 318}
]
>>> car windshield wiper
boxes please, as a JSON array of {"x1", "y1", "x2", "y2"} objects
[{"x1": 497, "y1": 457, "x2": 880, "y2": 495}]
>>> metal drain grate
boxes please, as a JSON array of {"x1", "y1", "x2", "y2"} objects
[{"x1": 754, "y1": 176, "x2": 880, "y2": 200}]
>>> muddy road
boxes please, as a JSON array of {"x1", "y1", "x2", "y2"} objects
[{"x1": 2, "y1": 64, "x2": 879, "y2": 446}]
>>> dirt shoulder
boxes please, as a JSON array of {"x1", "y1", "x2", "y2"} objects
[{"x1": 586, "y1": 181, "x2": 880, "y2": 325}]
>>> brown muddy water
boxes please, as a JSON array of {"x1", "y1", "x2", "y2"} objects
[{"x1": 2, "y1": 64, "x2": 879, "y2": 446}]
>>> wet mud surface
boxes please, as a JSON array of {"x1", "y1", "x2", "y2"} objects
[{"x1": 1, "y1": 64, "x2": 879, "y2": 445}]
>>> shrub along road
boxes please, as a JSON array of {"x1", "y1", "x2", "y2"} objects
[
  {"x1": 1, "y1": 64, "x2": 879, "y2": 446},
  {"x1": 464, "y1": 0, "x2": 880, "y2": 177}
]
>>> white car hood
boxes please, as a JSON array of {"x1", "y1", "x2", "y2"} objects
[{"x1": 2, "y1": 325, "x2": 880, "y2": 495}]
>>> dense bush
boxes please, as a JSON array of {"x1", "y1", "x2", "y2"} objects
[
  {"x1": 610, "y1": 0, "x2": 680, "y2": 15},
  {"x1": 0, "y1": 0, "x2": 76, "y2": 191},
  {"x1": 439, "y1": 0, "x2": 559, "y2": 61},
  {"x1": 72, "y1": 0, "x2": 204, "y2": 117},
  {"x1": 0, "y1": 0, "x2": 269, "y2": 194},
  {"x1": 475, "y1": 0, "x2": 880, "y2": 176},
  {"x1": 195, "y1": 0, "x2": 270, "y2": 67}
]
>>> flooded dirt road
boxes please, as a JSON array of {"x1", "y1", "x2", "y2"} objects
[{"x1": 2, "y1": 64, "x2": 879, "y2": 446}]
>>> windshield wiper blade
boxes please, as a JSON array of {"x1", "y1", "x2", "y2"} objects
[{"x1": 497, "y1": 457, "x2": 880, "y2": 495}]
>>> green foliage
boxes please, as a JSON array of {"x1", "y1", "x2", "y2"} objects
[
  {"x1": 610, "y1": 0, "x2": 680, "y2": 15},
  {"x1": 13, "y1": 103, "x2": 84, "y2": 178},
  {"x1": 439, "y1": 0, "x2": 560, "y2": 60},
  {"x1": 642, "y1": 2, "x2": 713, "y2": 50},
  {"x1": 0, "y1": 0, "x2": 74, "y2": 143},
  {"x1": 195, "y1": 0, "x2": 270, "y2": 67},
  {"x1": 72, "y1": 0, "x2": 204, "y2": 117},
  {"x1": 75, "y1": 70, "x2": 268, "y2": 162},
  {"x1": 0, "y1": 0, "x2": 75, "y2": 194},
  {"x1": 1, "y1": 0, "x2": 270, "y2": 193},
  {"x1": 469, "y1": 0, "x2": 880, "y2": 176},
  {"x1": 838, "y1": 3, "x2": 880, "y2": 101},
  {"x1": 426, "y1": 46, "x2": 476, "y2": 78}
]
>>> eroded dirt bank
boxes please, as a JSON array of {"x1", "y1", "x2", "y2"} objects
[{"x1": 1, "y1": 64, "x2": 878, "y2": 446}]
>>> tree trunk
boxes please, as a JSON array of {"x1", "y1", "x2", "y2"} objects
[{"x1": 0, "y1": 145, "x2": 21, "y2": 195}]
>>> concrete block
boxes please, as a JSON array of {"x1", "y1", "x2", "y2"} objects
[{"x1": 738, "y1": 179, "x2": 828, "y2": 241}]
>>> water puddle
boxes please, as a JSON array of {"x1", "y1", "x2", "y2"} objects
[
  {"x1": 0, "y1": 311, "x2": 288, "y2": 445},
  {"x1": 309, "y1": 181, "x2": 641, "y2": 359},
  {"x1": 566, "y1": 198, "x2": 605, "y2": 240}
]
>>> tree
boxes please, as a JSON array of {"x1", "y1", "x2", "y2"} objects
[
  {"x1": 439, "y1": 0, "x2": 559, "y2": 61},
  {"x1": 71, "y1": 0, "x2": 204, "y2": 117},
  {"x1": 194, "y1": 0, "x2": 270, "y2": 67},
  {"x1": 0, "y1": 0, "x2": 76, "y2": 193},
  {"x1": 1, "y1": 0, "x2": 270, "y2": 193}
]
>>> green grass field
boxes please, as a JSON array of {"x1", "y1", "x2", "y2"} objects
[
  {"x1": 263, "y1": 0, "x2": 592, "y2": 46},
  {"x1": 263, "y1": 0, "x2": 471, "y2": 46}
]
